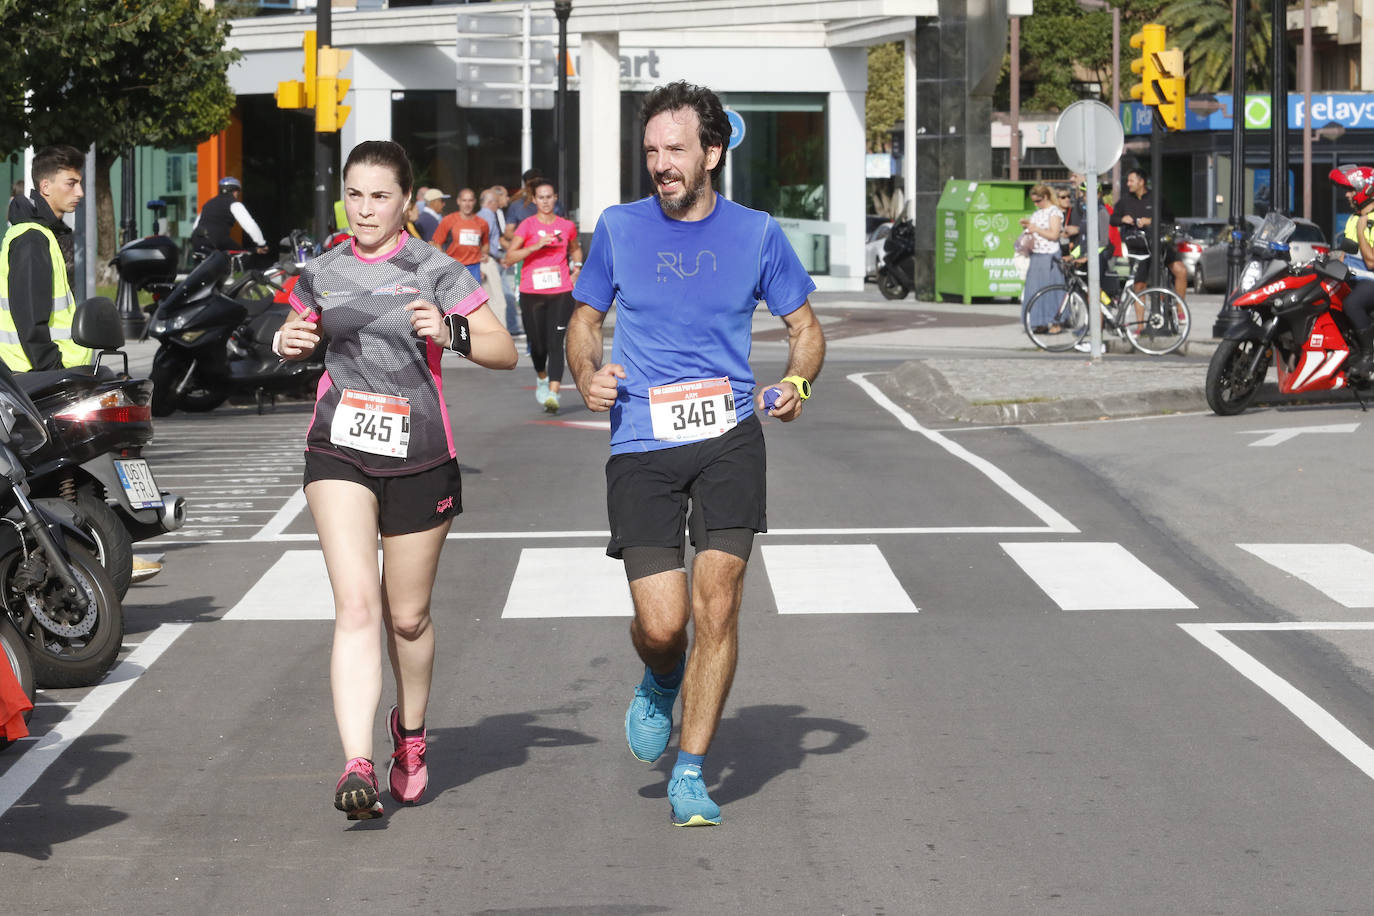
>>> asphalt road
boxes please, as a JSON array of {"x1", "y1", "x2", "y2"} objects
[{"x1": 4, "y1": 300, "x2": 1374, "y2": 914}]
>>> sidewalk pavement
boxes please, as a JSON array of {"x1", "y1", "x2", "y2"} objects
[{"x1": 809, "y1": 290, "x2": 1244, "y2": 426}]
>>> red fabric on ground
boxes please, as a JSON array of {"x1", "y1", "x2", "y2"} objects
[{"x1": 0, "y1": 650, "x2": 32, "y2": 741}]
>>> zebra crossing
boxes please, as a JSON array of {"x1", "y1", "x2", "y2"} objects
[{"x1": 217, "y1": 538, "x2": 1374, "y2": 620}]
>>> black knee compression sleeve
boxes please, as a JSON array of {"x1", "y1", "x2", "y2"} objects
[
  {"x1": 622, "y1": 546, "x2": 685, "y2": 581},
  {"x1": 701, "y1": 527, "x2": 755, "y2": 563}
]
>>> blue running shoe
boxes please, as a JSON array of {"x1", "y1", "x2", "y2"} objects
[
  {"x1": 668, "y1": 763, "x2": 721, "y2": 827},
  {"x1": 625, "y1": 667, "x2": 678, "y2": 763},
  {"x1": 535, "y1": 377, "x2": 550, "y2": 406}
]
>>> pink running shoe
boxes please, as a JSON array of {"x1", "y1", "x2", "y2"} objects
[
  {"x1": 387, "y1": 705, "x2": 428, "y2": 804},
  {"x1": 334, "y1": 757, "x2": 384, "y2": 820}
]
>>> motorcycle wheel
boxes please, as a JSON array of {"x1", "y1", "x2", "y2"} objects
[
  {"x1": 1205, "y1": 337, "x2": 1271, "y2": 416},
  {"x1": 0, "y1": 614, "x2": 35, "y2": 750},
  {"x1": 150, "y1": 351, "x2": 229, "y2": 415},
  {"x1": 877, "y1": 268, "x2": 909, "y2": 301},
  {"x1": 2, "y1": 546, "x2": 123, "y2": 689},
  {"x1": 71, "y1": 490, "x2": 133, "y2": 601}
]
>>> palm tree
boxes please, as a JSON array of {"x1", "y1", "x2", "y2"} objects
[{"x1": 1157, "y1": 0, "x2": 1272, "y2": 93}]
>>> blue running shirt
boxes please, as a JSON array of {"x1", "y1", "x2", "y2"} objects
[{"x1": 572, "y1": 196, "x2": 816, "y2": 454}]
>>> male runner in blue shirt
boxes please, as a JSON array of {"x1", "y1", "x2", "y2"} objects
[{"x1": 568, "y1": 80, "x2": 825, "y2": 827}]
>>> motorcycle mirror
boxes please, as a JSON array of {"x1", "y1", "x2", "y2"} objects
[{"x1": 71, "y1": 297, "x2": 126, "y2": 352}]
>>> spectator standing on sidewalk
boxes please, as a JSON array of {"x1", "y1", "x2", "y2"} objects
[{"x1": 1020, "y1": 183, "x2": 1064, "y2": 334}]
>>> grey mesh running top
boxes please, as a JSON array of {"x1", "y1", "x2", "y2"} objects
[{"x1": 290, "y1": 234, "x2": 487, "y2": 476}]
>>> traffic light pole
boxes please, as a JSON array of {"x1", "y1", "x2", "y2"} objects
[
  {"x1": 1150, "y1": 108, "x2": 1163, "y2": 290},
  {"x1": 315, "y1": 0, "x2": 333, "y2": 244},
  {"x1": 1214, "y1": 0, "x2": 1249, "y2": 337}
]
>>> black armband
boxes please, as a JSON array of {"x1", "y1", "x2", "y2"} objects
[{"x1": 444, "y1": 312, "x2": 471, "y2": 356}]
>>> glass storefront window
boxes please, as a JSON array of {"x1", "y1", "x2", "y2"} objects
[{"x1": 721, "y1": 93, "x2": 828, "y2": 273}]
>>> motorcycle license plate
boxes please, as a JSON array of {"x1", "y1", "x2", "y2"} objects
[{"x1": 114, "y1": 459, "x2": 165, "y2": 509}]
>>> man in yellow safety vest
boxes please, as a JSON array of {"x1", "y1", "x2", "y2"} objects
[{"x1": 0, "y1": 145, "x2": 93, "y2": 372}]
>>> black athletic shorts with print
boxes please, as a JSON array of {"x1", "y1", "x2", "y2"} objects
[
  {"x1": 303, "y1": 450, "x2": 462, "y2": 536},
  {"x1": 604, "y1": 413, "x2": 767, "y2": 560}
]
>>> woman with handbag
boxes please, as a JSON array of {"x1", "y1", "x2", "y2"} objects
[{"x1": 1020, "y1": 184, "x2": 1065, "y2": 334}]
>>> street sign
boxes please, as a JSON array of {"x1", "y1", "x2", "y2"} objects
[
  {"x1": 725, "y1": 108, "x2": 746, "y2": 151},
  {"x1": 458, "y1": 13, "x2": 555, "y2": 36},
  {"x1": 1054, "y1": 100, "x2": 1123, "y2": 174},
  {"x1": 458, "y1": 37, "x2": 555, "y2": 63},
  {"x1": 460, "y1": 61, "x2": 556, "y2": 86},
  {"x1": 458, "y1": 86, "x2": 554, "y2": 110}
]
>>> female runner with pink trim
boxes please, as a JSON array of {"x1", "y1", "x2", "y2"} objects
[{"x1": 277, "y1": 140, "x2": 516, "y2": 820}]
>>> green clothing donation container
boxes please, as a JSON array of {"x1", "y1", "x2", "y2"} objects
[{"x1": 935, "y1": 179, "x2": 1036, "y2": 303}]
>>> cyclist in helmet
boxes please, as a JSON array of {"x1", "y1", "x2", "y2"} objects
[
  {"x1": 191, "y1": 176, "x2": 269, "y2": 256},
  {"x1": 1330, "y1": 165, "x2": 1374, "y2": 376}
]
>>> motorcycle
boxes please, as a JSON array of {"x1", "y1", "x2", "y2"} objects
[
  {"x1": 877, "y1": 218, "x2": 915, "y2": 300},
  {"x1": 113, "y1": 235, "x2": 325, "y2": 416},
  {"x1": 1205, "y1": 212, "x2": 1359, "y2": 416},
  {"x1": 17, "y1": 299, "x2": 186, "y2": 598},
  {"x1": 0, "y1": 349, "x2": 123, "y2": 689}
]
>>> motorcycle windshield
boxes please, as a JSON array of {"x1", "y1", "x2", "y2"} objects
[
  {"x1": 0, "y1": 361, "x2": 50, "y2": 455},
  {"x1": 1252, "y1": 212, "x2": 1297, "y2": 247}
]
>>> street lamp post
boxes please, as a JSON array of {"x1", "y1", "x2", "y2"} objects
[
  {"x1": 1214, "y1": 0, "x2": 1250, "y2": 337},
  {"x1": 554, "y1": 0, "x2": 571, "y2": 203}
]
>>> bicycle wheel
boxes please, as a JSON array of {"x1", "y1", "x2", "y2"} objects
[
  {"x1": 1023, "y1": 284, "x2": 1089, "y2": 352},
  {"x1": 1121, "y1": 287, "x2": 1191, "y2": 355}
]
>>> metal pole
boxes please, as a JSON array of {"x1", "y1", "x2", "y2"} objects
[
  {"x1": 1009, "y1": 17, "x2": 1020, "y2": 180},
  {"x1": 314, "y1": 1, "x2": 331, "y2": 242},
  {"x1": 1111, "y1": 8, "x2": 1121, "y2": 199},
  {"x1": 1150, "y1": 110, "x2": 1162, "y2": 290},
  {"x1": 1215, "y1": 0, "x2": 1249, "y2": 337},
  {"x1": 1271, "y1": 0, "x2": 1289, "y2": 214},
  {"x1": 1087, "y1": 170, "x2": 1103, "y2": 360},
  {"x1": 1302, "y1": 0, "x2": 1312, "y2": 221},
  {"x1": 521, "y1": 3, "x2": 532, "y2": 174},
  {"x1": 555, "y1": 0, "x2": 571, "y2": 199}
]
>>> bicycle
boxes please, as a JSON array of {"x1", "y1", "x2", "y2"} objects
[{"x1": 1022, "y1": 237, "x2": 1191, "y2": 356}]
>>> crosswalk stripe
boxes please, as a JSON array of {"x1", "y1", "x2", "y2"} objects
[
  {"x1": 1001, "y1": 541, "x2": 1196, "y2": 610},
  {"x1": 501, "y1": 548, "x2": 633, "y2": 618},
  {"x1": 762, "y1": 544, "x2": 918, "y2": 614},
  {"x1": 223, "y1": 549, "x2": 340, "y2": 620},
  {"x1": 1238, "y1": 543, "x2": 1374, "y2": 607}
]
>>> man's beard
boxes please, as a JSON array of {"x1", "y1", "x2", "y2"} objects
[{"x1": 655, "y1": 163, "x2": 709, "y2": 215}]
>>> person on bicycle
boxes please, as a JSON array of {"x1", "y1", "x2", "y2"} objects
[
  {"x1": 1110, "y1": 168, "x2": 1187, "y2": 300},
  {"x1": 191, "y1": 177, "x2": 269, "y2": 257},
  {"x1": 1330, "y1": 165, "x2": 1374, "y2": 376}
]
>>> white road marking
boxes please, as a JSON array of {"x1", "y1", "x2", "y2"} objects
[
  {"x1": 501, "y1": 548, "x2": 633, "y2": 618},
  {"x1": 762, "y1": 544, "x2": 918, "y2": 614},
  {"x1": 1238, "y1": 543, "x2": 1374, "y2": 607},
  {"x1": 1001, "y1": 541, "x2": 1196, "y2": 610},
  {"x1": 222, "y1": 549, "x2": 353, "y2": 619},
  {"x1": 1180, "y1": 622, "x2": 1374, "y2": 782},
  {"x1": 0, "y1": 623, "x2": 190, "y2": 816},
  {"x1": 1239, "y1": 423, "x2": 1360, "y2": 447},
  {"x1": 252, "y1": 488, "x2": 309, "y2": 542},
  {"x1": 849, "y1": 372, "x2": 1078, "y2": 534}
]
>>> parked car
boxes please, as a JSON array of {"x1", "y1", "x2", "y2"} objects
[
  {"x1": 865, "y1": 220, "x2": 893, "y2": 280},
  {"x1": 1192, "y1": 215, "x2": 1329, "y2": 293},
  {"x1": 1173, "y1": 217, "x2": 1228, "y2": 286}
]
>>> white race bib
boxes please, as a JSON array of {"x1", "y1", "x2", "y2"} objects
[
  {"x1": 531, "y1": 265, "x2": 563, "y2": 290},
  {"x1": 458, "y1": 228, "x2": 482, "y2": 247},
  {"x1": 331, "y1": 389, "x2": 411, "y2": 458},
  {"x1": 648, "y1": 377, "x2": 737, "y2": 443}
]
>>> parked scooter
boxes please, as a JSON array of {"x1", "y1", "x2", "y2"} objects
[
  {"x1": 877, "y1": 218, "x2": 915, "y2": 300},
  {"x1": 15, "y1": 299, "x2": 185, "y2": 598},
  {"x1": 113, "y1": 235, "x2": 325, "y2": 416},
  {"x1": 0, "y1": 346, "x2": 123, "y2": 688}
]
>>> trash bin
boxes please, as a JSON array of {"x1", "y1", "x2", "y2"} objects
[{"x1": 935, "y1": 179, "x2": 1036, "y2": 303}]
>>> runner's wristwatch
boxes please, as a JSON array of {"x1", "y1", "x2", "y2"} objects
[{"x1": 781, "y1": 375, "x2": 812, "y2": 400}]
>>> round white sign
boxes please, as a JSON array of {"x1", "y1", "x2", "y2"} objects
[{"x1": 1054, "y1": 100, "x2": 1124, "y2": 175}]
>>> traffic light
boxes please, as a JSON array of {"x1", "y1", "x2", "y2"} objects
[
  {"x1": 1153, "y1": 48, "x2": 1187, "y2": 131},
  {"x1": 275, "y1": 30, "x2": 317, "y2": 111},
  {"x1": 315, "y1": 46, "x2": 352, "y2": 133},
  {"x1": 1128, "y1": 24, "x2": 1165, "y2": 107}
]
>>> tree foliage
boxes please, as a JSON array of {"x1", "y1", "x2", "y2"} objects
[
  {"x1": 1158, "y1": 0, "x2": 1273, "y2": 93},
  {"x1": 0, "y1": 0, "x2": 239, "y2": 157},
  {"x1": 867, "y1": 42, "x2": 905, "y2": 151}
]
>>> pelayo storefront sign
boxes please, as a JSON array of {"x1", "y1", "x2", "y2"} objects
[{"x1": 1120, "y1": 92, "x2": 1374, "y2": 135}]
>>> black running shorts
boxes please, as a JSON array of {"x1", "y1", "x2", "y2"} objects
[
  {"x1": 604, "y1": 413, "x2": 767, "y2": 559},
  {"x1": 303, "y1": 450, "x2": 462, "y2": 536}
]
